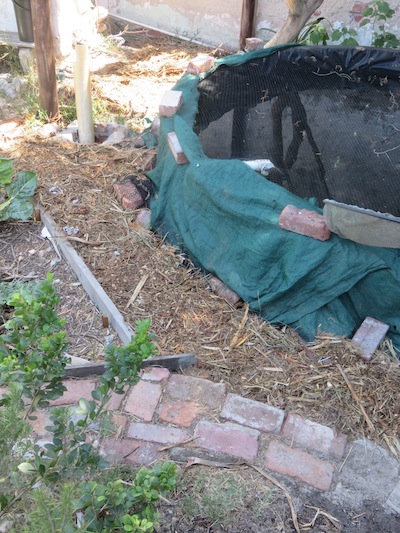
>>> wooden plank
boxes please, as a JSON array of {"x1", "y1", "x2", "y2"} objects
[
  {"x1": 31, "y1": 0, "x2": 59, "y2": 118},
  {"x1": 239, "y1": 0, "x2": 257, "y2": 50},
  {"x1": 65, "y1": 353, "x2": 197, "y2": 378},
  {"x1": 40, "y1": 208, "x2": 135, "y2": 345}
]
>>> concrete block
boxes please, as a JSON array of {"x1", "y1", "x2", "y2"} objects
[
  {"x1": 159, "y1": 90, "x2": 183, "y2": 117},
  {"x1": 352, "y1": 317, "x2": 389, "y2": 361},
  {"x1": 186, "y1": 55, "x2": 215, "y2": 75},
  {"x1": 279, "y1": 204, "x2": 331, "y2": 241},
  {"x1": 167, "y1": 131, "x2": 189, "y2": 165}
]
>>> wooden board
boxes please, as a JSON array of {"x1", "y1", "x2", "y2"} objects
[
  {"x1": 40, "y1": 208, "x2": 136, "y2": 345},
  {"x1": 65, "y1": 353, "x2": 197, "y2": 378}
]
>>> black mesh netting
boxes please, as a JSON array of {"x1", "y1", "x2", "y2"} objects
[{"x1": 195, "y1": 46, "x2": 400, "y2": 216}]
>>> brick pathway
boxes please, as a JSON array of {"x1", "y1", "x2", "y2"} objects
[{"x1": 29, "y1": 368, "x2": 400, "y2": 514}]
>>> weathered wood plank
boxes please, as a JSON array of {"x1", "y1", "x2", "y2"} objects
[
  {"x1": 40, "y1": 209, "x2": 136, "y2": 345},
  {"x1": 65, "y1": 353, "x2": 197, "y2": 378}
]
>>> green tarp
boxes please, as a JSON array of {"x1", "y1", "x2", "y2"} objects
[{"x1": 148, "y1": 45, "x2": 400, "y2": 352}]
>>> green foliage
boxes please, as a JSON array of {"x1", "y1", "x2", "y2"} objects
[
  {"x1": 299, "y1": 1, "x2": 399, "y2": 48},
  {"x1": 0, "y1": 273, "x2": 69, "y2": 413},
  {"x1": 360, "y1": 0, "x2": 400, "y2": 48},
  {"x1": 74, "y1": 462, "x2": 177, "y2": 532},
  {"x1": 0, "y1": 275, "x2": 173, "y2": 531},
  {"x1": 0, "y1": 159, "x2": 37, "y2": 222}
]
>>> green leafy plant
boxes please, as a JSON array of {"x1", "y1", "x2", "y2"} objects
[
  {"x1": 74, "y1": 462, "x2": 177, "y2": 532},
  {"x1": 0, "y1": 273, "x2": 69, "y2": 414},
  {"x1": 299, "y1": 0, "x2": 399, "y2": 48},
  {"x1": 0, "y1": 158, "x2": 37, "y2": 222},
  {"x1": 0, "y1": 276, "x2": 171, "y2": 531},
  {"x1": 360, "y1": 0, "x2": 400, "y2": 48}
]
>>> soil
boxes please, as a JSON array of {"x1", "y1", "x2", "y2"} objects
[{"x1": 1, "y1": 18, "x2": 399, "y2": 533}]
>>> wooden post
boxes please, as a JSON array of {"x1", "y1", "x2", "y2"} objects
[
  {"x1": 240, "y1": 0, "x2": 257, "y2": 50},
  {"x1": 31, "y1": 0, "x2": 59, "y2": 119}
]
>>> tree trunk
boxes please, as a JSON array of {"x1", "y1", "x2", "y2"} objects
[
  {"x1": 264, "y1": 0, "x2": 324, "y2": 47},
  {"x1": 31, "y1": 0, "x2": 59, "y2": 119}
]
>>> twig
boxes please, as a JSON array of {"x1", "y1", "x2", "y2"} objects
[
  {"x1": 229, "y1": 304, "x2": 249, "y2": 349},
  {"x1": 337, "y1": 364, "x2": 375, "y2": 433},
  {"x1": 184, "y1": 457, "x2": 245, "y2": 469},
  {"x1": 126, "y1": 274, "x2": 149, "y2": 308},
  {"x1": 158, "y1": 435, "x2": 199, "y2": 452},
  {"x1": 302, "y1": 505, "x2": 340, "y2": 529}
]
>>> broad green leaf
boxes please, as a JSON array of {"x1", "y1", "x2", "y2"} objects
[
  {"x1": 0, "y1": 159, "x2": 13, "y2": 186},
  {"x1": 0, "y1": 171, "x2": 37, "y2": 221},
  {"x1": 18, "y1": 462, "x2": 36, "y2": 474}
]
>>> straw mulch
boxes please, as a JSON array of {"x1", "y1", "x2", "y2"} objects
[{"x1": 1, "y1": 25, "x2": 399, "y2": 458}]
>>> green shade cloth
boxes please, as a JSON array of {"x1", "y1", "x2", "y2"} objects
[{"x1": 148, "y1": 45, "x2": 400, "y2": 352}]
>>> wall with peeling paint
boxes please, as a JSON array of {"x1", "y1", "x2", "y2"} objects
[
  {"x1": 1, "y1": 1, "x2": 400, "y2": 52},
  {"x1": 98, "y1": 0, "x2": 400, "y2": 50}
]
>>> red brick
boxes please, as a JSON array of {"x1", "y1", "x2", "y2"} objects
[
  {"x1": 159, "y1": 90, "x2": 183, "y2": 117},
  {"x1": 29, "y1": 410, "x2": 52, "y2": 436},
  {"x1": 141, "y1": 366, "x2": 170, "y2": 382},
  {"x1": 124, "y1": 441, "x2": 165, "y2": 465},
  {"x1": 99, "y1": 437, "x2": 141, "y2": 464},
  {"x1": 49, "y1": 379, "x2": 96, "y2": 406},
  {"x1": 126, "y1": 422, "x2": 189, "y2": 444},
  {"x1": 186, "y1": 55, "x2": 215, "y2": 75},
  {"x1": 138, "y1": 149, "x2": 157, "y2": 172},
  {"x1": 351, "y1": 2, "x2": 368, "y2": 13},
  {"x1": 352, "y1": 317, "x2": 389, "y2": 361},
  {"x1": 113, "y1": 178, "x2": 144, "y2": 210},
  {"x1": 282, "y1": 413, "x2": 347, "y2": 459},
  {"x1": 264, "y1": 440, "x2": 334, "y2": 491},
  {"x1": 159, "y1": 401, "x2": 204, "y2": 427},
  {"x1": 221, "y1": 394, "x2": 285, "y2": 434},
  {"x1": 166, "y1": 374, "x2": 226, "y2": 409},
  {"x1": 279, "y1": 205, "x2": 331, "y2": 241},
  {"x1": 106, "y1": 387, "x2": 128, "y2": 411},
  {"x1": 194, "y1": 420, "x2": 259, "y2": 461},
  {"x1": 244, "y1": 38, "x2": 264, "y2": 52},
  {"x1": 150, "y1": 117, "x2": 160, "y2": 136},
  {"x1": 167, "y1": 132, "x2": 189, "y2": 165},
  {"x1": 124, "y1": 381, "x2": 161, "y2": 421},
  {"x1": 208, "y1": 276, "x2": 241, "y2": 306}
]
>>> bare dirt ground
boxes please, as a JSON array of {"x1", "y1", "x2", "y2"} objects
[{"x1": 1, "y1": 19, "x2": 400, "y2": 532}]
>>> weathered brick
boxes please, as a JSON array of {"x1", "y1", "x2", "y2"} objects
[
  {"x1": 221, "y1": 394, "x2": 285, "y2": 434},
  {"x1": 244, "y1": 38, "x2": 264, "y2": 52},
  {"x1": 113, "y1": 178, "x2": 144, "y2": 210},
  {"x1": 150, "y1": 117, "x2": 160, "y2": 136},
  {"x1": 159, "y1": 90, "x2": 183, "y2": 117},
  {"x1": 138, "y1": 149, "x2": 157, "y2": 172},
  {"x1": 124, "y1": 381, "x2": 161, "y2": 421},
  {"x1": 279, "y1": 205, "x2": 331, "y2": 241},
  {"x1": 49, "y1": 379, "x2": 96, "y2": 406},
  {"x1": 126, "y1": 422, "x2": 188, "y2": 444},
  {"x1": 124, "y1": 441, "x2": 165, "y2": 465},
  {"x1": 186, "y1": 55, "x2": 215, "y2": 75},
  {"x1": 29, "y1": 410, "x2": 52, "y2": 436},
  {"x1": 167, "y1": 131, "x2": 189, "y2": 165},
  {"x1": 141, "y1": 366, "x2": 170, "y2": 382},
  {"x1": 281, "y1": 413, "x2": 347, "y2": 459},
  {"x1": 208, "y1": 276, "x2": 241, "y2": 306},
  {"x1": 99, "y1": 437, "x2": 141, "y2": 464},
  {"x1": 166, "y1": 374, "x2": 226, "y2": 409},
  {"x1": 194, "y1": 420, "x2": 259, "y2": 461},
  {"x1": 352, "y1": 317, "x2": 389, "y2": 361},
  {"x1": 264, "y1": 440, "x2": 334, "y2": 491},
  {"x1": 106, "y1": 387, "x2": 128, "y2": 411},
  {"x1": 159, "y1": 401, "x2": 204, "y2": 427}
]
